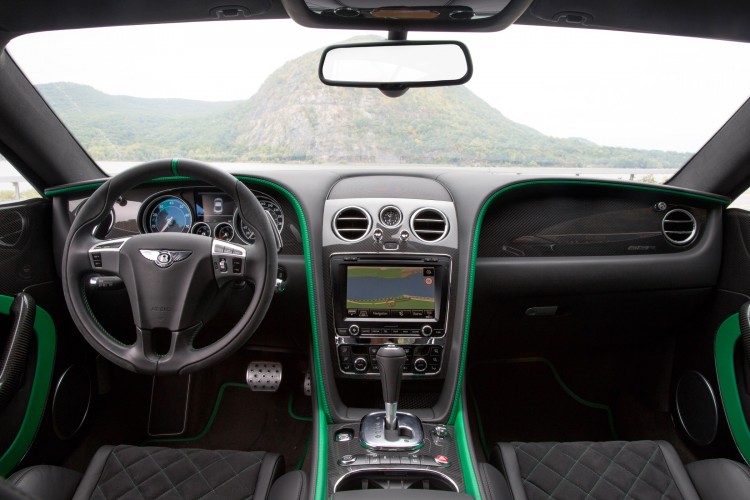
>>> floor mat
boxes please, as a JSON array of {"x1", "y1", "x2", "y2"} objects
[
  {"x1": 144, "y1": 384, "x2": 312, "y2": 472},
  {"x1": 469, "y1": 357, "x2": 616, "y2": 457}
]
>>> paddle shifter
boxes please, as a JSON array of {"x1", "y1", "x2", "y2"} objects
[{"x1": 359, "y1": 344, "x2": 425, "y2": 451}]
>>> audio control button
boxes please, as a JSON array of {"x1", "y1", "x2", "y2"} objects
[
  {"x1": 349, "y1": 324, "x2": 360, "y2": 336},
  {"x1": 421, "y1": 325, "x2": 433, "y2": 337}
]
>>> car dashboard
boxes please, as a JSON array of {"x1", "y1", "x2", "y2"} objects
[{"x1": 45, "y1": 166, "x2": 730, "y2": 496}]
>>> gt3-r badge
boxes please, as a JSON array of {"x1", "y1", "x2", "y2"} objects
[{"x1": 139, "y1": 249, "x2": 192, "y2": 268}]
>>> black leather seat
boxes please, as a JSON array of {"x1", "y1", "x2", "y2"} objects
[
  {"x1": 482, "y1": 440, "x2": 750, "y2": 500},
  {"x1": 5, "y1": 445, "x2": 306, "y2": 500}
]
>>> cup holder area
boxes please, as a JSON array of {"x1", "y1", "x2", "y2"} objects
[{"x1": 335, "y1": 470, "x2": 458, "y2": 492}]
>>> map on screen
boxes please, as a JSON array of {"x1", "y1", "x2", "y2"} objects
[{"x1": 345, "y1": 266, "x2": 435, "y2": 318}]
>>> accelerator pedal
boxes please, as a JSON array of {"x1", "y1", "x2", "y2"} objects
[{"x1": 246, "y1": 361, "x2": 282, "y2": 392}]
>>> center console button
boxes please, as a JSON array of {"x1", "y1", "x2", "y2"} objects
[
  {"x1": 413, "y1": 358, "x2": 428, "y2": 372},
  {"x1": 354, "y1": 357, "x2": 368, "y2": 372},
  {"x1": 420, "y1": 325, "x2": 433, "y2": 337},
  {"x1": 349, "y1": 324, "x2": 360, "y2": 336},
  {"x1": 339, "y1": 454, "x2": 356, "y2": 466}
]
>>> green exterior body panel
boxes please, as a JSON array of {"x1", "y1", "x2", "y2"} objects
[
  {"x1": 0, "y1": 296, "x2": 57, "y2": 477},
  {"x1": 715, "y1": 313, "x2": 750, "y2": 462}
]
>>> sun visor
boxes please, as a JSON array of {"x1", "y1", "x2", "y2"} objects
[{"x1": 282, "y1": 0, "x2": 534, "y2": 32}]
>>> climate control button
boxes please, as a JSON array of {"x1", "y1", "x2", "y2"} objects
[{"x1": 354, "y1": 357, "x2": 368, "y2": 372}]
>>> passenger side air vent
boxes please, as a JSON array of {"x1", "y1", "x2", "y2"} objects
[
  {"x1": 0, "y1": 210, "x2": 25, "y2": 247},
  {"x1": 662, "y1": 209, "x2": 697, "y2": 246},
  {"x1": 333, "y1": 207, "x2": 371, "y2": 241},
  {"x1": 411, "y1": 208, "x2": 448, "y2": 242}
]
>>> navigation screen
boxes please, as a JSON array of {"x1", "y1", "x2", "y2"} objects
[{"x1": 345, "y1": 266, "x2": 436, "y2": 319}]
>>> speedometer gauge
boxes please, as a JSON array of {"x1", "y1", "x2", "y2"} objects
[
  {"x1": 147, "y1": 197, "x2": 192, "y2": 233},
  {"x1": 257, "y1": 194, "x2": 284, "y2": 232}
]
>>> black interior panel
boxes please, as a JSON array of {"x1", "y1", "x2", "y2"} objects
[{"x1": 0, "y1": 198, "x2": 55, "y2": 295}]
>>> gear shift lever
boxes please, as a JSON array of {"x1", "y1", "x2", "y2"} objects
[
  {"x1": 359, "y1": 344, "x2": 424, "y2": 451},
  {"x1": 376, "y1": 344, "x2": 406, "y2": 431}
]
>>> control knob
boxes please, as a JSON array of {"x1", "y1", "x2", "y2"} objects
[
  {"x1": 354, "y1": 357, "x2": 368, "y2": 372},
  {"x1": 420, "y1": 325, "x2": 433, "y2": 337},
  {"x1": 413, "y1": 358, "x2": 428, "y2": 373},
  {"x1": 349, "y1": 324, "x2": 360, "y2": 336}
]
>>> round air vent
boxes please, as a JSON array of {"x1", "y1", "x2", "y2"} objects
[
  {"x1": 662, "y1": 209, "x2": 697, "y2": 246},
  {"x1": 410, "y1": 208, "x2": 449, "y2": 242},
  {"x1": 333, "y1": 207, "x2": 371, "y2": 241},
  {"x1": 0, "y1": 210, "x2": 24, "y2": 247}
]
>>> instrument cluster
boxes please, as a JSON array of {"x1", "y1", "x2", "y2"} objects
[{"x1": 138, "y1": 190, "x2": 284, "y2": 245}]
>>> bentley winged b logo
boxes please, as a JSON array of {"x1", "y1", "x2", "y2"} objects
[{"x1": 139, "y1": 250, "x2": 192, "y2": 268}]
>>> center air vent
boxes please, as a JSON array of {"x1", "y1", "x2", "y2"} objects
[
  {"x1": 662, "y1": 209, "x2": 697, "y2": 246},
  {"x1": 411, "y1": 208, "x2": 448, "y2": 242},
  {"x1": 333, "y1": 207, "x2": 371, "y2": 241}
]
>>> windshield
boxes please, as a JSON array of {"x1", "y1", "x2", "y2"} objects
[{"x1": 8, "y1": 21, "x2": 750, "y2": 182}]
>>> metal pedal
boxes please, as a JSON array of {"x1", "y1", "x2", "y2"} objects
[
  {"x1": 304, "y1": 371, "x2": 311, "y2": 397},
  {"x1": 246, "y1": 361, "x2": 282, "y2": 392}
]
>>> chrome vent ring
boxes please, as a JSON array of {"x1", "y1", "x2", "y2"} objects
[
  {"x1": 333, "y1": 206, "x2": 371, "y2": 241},
  {"x1": 662, "y1": 208, "x2": 697, "y2": 246},
  {"x1": 410, "y1": 208, "x2": 449, "y2": 242}
]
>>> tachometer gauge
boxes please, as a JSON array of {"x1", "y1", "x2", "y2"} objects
[
  {"x1": 148, "y1": 197, "x2": 192, "y2": 233},
  {"x1": 257, "y1": 194, "x2": 284, "y2": 232},
  {"x1": 214, "y1": 222, "x2": 234, "y2": 241}
]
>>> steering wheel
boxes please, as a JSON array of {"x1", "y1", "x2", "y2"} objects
[{"x1": 61, "y1": 159, "x2": 278, "y2": 376}]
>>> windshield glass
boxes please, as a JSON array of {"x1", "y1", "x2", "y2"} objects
[{"x1": 8, "y1": 21, "x2": 750, "y2": 182}]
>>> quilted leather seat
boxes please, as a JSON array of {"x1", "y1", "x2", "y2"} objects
[
  {"x1": 5, "y1": 445, "x2": 306, "y2": 500},
  {"x1": 484, "y1": 440, "x2": 750, "y2": 500}
]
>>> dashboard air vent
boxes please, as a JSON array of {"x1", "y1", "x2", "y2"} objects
[
  {"x1": 411, "y1": 208, "x2": 448, "y2": 242},
  {"x1": 333, "y1": 207, "x2": 371, "y2": 241},
  {"x1": 0, "y1": 210, "x2": 24, "y2": 247},
  {"x1": 662, "y1": 209, "x2": 697, "y2": 246}
]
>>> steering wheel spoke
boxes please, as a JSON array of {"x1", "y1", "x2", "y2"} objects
[{"x1": 87, "y1": 237, "x2": 130, "y2": 274}]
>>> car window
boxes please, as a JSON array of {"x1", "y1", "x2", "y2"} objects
[
  {"x1": 0, "y1": 155, "x2": 40, "y2": 203},
  {"x1": 7, "y1": 22, "x2": 750, "y2": 182},
  {"x1": 729, "y1": 188, "x2": 750, "y2": 210}
]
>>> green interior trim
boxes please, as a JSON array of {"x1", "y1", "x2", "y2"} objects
[
  {"x1": 315, "y1": 411, "x2": 328, "y2": 499},
  {"x1": 448, "y1": 178, "x2": 725, "y2": 424},
  {"x1": 296, "y1": 433, "x2": 312, "y2": 470},
  {"x1": 455, "y1": 396, "x2": 481, "y2": 499},
  {"x1": 171, "y1": 158, "x2": 179, "y2": 176},
  {"x1": 142, "y1": 382, "x2": 248, "y2": 445},
  {"x1": 0, "y1": 296, "x2": 57, "y2": 477},
  {"x1": 288, "y1": 392, "x2": 313, "y2": 422},
  {"x1": 715, "y1": 313, "x2": 750, "y2": 462}
]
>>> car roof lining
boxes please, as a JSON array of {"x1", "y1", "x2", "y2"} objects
[{"x1": 0, "y1": 0, "x2": 749, "y2": 42}]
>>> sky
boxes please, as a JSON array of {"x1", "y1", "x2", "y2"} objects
[{"x1": 7, "y1": 19, "x2": 750, "y2": 153}]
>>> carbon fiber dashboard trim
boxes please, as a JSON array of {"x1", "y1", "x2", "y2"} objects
[{"x1": 478, "y1": 183, "x2": 710, "y2": 258}]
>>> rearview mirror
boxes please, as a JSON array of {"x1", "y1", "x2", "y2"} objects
[{"x1": 319, "y1": 41, "x2": 472, "y2": 94}]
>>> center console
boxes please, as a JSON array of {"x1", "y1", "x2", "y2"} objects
[
  {"x1": 321, "y1": 176, "x2": 468, "y2": 497},
  {"x1": 331, "y1": 254, "x2": 451, "y2": 377}
]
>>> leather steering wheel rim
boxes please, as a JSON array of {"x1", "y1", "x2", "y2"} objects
[{"x1": 61, "y1": 159, "x2": 278, "y2": 375}]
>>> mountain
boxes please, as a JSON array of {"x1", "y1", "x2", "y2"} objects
[{"x1": 36, "y1": 51, "x2": 691, "y2": 168}]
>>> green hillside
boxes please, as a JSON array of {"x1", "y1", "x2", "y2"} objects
[{"x1": 36, "y1": 50, "x2": 691, "y2": 168}]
